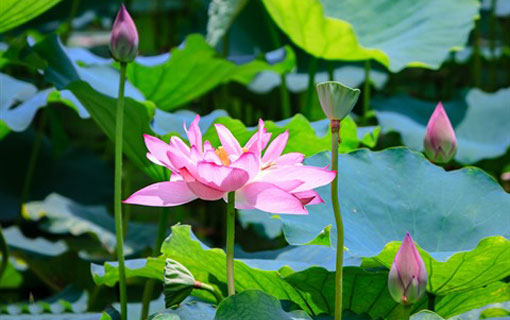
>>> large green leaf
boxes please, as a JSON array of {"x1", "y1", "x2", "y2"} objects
[
  {"x1": 215, "y1": 290, "x2": 312, "y2": 320},
  {"x1": 91, "y1": 225, "x2": 509, "y2": 319},
  {"x1": 362, "y1": 236, "x2": 510, "y2": 295},
  {"x1": 0, "y1": 0, "x2": 62, "y2": 33},
  {"x1": 126, "y1": 34, "x2": 296, "y2": 111},
  {"x1": 435, "y1": 282, "x2": 510, "y2": 318},
  {"x1": 240, "y1": 148, "x2": 510, "y2": 260},
  {"x1": 23, "y1": 194, "x2": 158, "y2": 256},
  {"x1": 373, "y1": 88, "x2": 510, "y2": 163},
  {"x1": 262, "y1": 0, "x2": 478, "y2": 72}
]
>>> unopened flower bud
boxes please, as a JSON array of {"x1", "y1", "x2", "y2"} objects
[
  {"x1": 109, "y1": 4, "x2": 138, "y2": 63},
  {"x1": 424, "y1": 102, "x2": 457, "y2": 163},
  {"x1": 316, "y1": 81, "x2": 360, "y2": 121},
  {"x1": 388, "y1": 232, "x2": 427, "y2": 305}
]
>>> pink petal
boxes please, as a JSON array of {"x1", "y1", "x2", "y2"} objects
[
  {"x1": 203, "y1": 149, "x2": 222, "y2": 165},
  {"x1": 262, "y1": 131, "x2": 289, "y2": 164},
  {"x1": 275, "y1": 152, "x2": 305, "y2": 165},
  {"x1": 204, "y1": 141, "x2": 214, "y2": 152},
  {"x1": 195, "y1": 162, "x2": 249, "y2": 192},
  {"x1": 144, "y1": 134, "x2": 173, "y2": 169},
  {"x1": 259, "y1": 165, "x2": 336, "y2": 193},
  {"x1": 123, "y1": 181, "x2": 197, "y2": 206},
  {"x1": 215, "y1": 124, "x2": 242, "y2": 156},
  {"x1": 180, "y1": 168, "x2": 225, "y2": 200},
  {"x1": 236, "y1": 182, "x2": 307, "y2": 214},
  {"x1": 293, "y1": 190, "x2": 324, "y2": 205},
  {"x1": 230, "y1": 152, "x2": 260, "y2": 180},
  {"x1": 245, "y1": 119, "x2": 271, "y2": 155},
  {"x1": 184, "y1": 115, "x2": 203, "y2": 153}
]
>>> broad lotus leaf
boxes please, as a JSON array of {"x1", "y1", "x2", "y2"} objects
[
  {"x1": 214, "y1": 290, "x2": 312, "y2": 320},
  {"x1": 362, "y1": 236, "x2": 510, "y2": 295},
  {"x1": 126, "y1": 34, "x2": 296, "y2": 111},
  {"x1": 373, "y1": 88, "x2": 510, "y2": 163},
  {"x1": 148, "y1": 299, "x2": 216, "y2": 320},
  {"x1": 239, "y1": 148, "x2": 510, "y2": 279},
  {"x1": 262, "y1": 0, "x2": 478, "y2": 72}
]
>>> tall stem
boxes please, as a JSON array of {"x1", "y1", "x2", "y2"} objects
[
  {"x1": 331, "y1": 120, "x2": 344, "y2": 320},
  {"x1": 363, "y1": 60, "x2": 371, "y2": 124},
  {"x1": 115, "y1": 62, "x2": 128, "y2": 320},
  {"x1": 0, "y1": 226, "x2": 8, "y2": 281},
  {"x1": 280, "y1": 73, "x2": 291, "y2": 119},
  {"x1": 473, "y1": 19, "x2": 481, "y2": 88},
  {"x1": 21, "y1": 110, "x2": 47, "y2": 207},
  {"x1": 305, "y1": 57, "x2": 318, "y2": 115},
  {"x1": 140, "y1": 207, "x2": 170, "y2": 320},
  {"x1": 226, "y1": 191, "x2": 236, "y2": 296}
]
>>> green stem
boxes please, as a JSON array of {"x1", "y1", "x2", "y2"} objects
[
  {"x1": 363, "y1": 60, "x2": 371, "y2": 124},
  {"x1": 331, "y1": 120, "x2": 344, "y2": 320},
  {"x1": 62, "y1": 0, "x2": 81, "y2": 44},
  {"x1": 140, "y1": 208, "x2": 170, "y2": 320},
  {"x1": 427, "y1": 292, "x2": 435, "y2": 311},
  {"x1": 196, "y1": 281, "x2": 222, "y2": 304},
  {"x1": 115, "y1": 62, "x2": 128, "y2": 320},
  {"x1": 473, "y1": 19, "x2": 481, "y2": 88},
  {"x1": 0, "y1": 226, "x2": 8, "y2": 281},
  {"x1": 21, "y1": 110, "x2": 47, "y2": 207},
  {"x1": 403, "y1": 304, "x2": 413, "y2": 320},
  {"x1": 226, "y1": 191, "x2": 236, "y2": 296},
  {"x1": 123, "y1": 163, "x2": 132, "y2": 236},
  {"x1": 305, "y1": 57, "x2": 318, "y2": 115},
  {"x1": 489, "y1": 0, "x2": 497, "y2": 89},
  {"x1": 327, "y1": 61, "x2": 334, "y2": 81},
  {"x1": 280, "y1": 73, "x2": 291, "y2": 118}
]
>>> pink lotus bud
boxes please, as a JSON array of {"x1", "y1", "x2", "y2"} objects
[
  {"x1": 109, "y1": 4, "x2": 138, "y2": 63},
  {"x1": 388, "y1": 232, "x2": 427, "y2": 305},
  {"x1": 423, "y1": 102, "x2": 457, "y2": 163},
  {"x1": 316, "y1": 81, "x2": 360, "y2": 120}
]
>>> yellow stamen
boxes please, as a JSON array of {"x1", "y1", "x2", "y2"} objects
[{"x1": 215, "y1": 146, "x2": 230, "y2": 166}]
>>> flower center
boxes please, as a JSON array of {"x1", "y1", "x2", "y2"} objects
[{"x1": 215, "y1": 147, "x2": 230, "y2": 166}]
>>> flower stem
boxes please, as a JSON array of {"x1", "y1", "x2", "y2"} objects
[
  {"x1": 331, "y1": 119, "x2": 344, "y2": 320},
  {"x1": 115, "y1": 62, "x2": 128, "y2": 320},
  {"x1": 363, "y1": 60, "x2": 371, "y2": 125},
  {"x1": 195, "y1": 281, "x2": 223, "y2": 304},
  {"x1": 0, "y1": 226, "x2": 8, "y2": 281},
  {"x1": 403, "y1": 303, "x2": 413, "y2": 320},
  {"x1": 226, "y1": 191, "x2": 236, "y2": 296},
  {"x1": 280, "y1": 73, "x2": 291, "y2": 119},
  {"x1": 140, "y1": 207, "x2": 170, "y2": 320}
]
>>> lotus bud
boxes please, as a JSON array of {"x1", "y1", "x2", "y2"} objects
[
  {"x1": 109, "y1": 4, "x2": 138, "y2": 63},
  {"x1": 316, "y1": 81, "x2": 360, "y2": 121},
  {"x1": 424, "y1": 102, "x2": 457, "y2": 163},
  {"x1": 388, "y1": 232, "x2": 427, "y2": 305}
]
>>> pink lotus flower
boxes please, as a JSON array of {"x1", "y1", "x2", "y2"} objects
[
  {"x1": 423, "y1": 102, "x2": 457, "y2": 163},
  {"x1": 124, "y1": 116, "x2": 336, "y2": 214},
  {"x1": 109, "y1": 4, "x2": 138, "y2": 63},
  {"x1": 388, "y1": 232, "x2": 427, "y2": 305}
]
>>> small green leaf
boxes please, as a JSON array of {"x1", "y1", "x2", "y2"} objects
[{"x1": 164, "y1": 259, "x2": 196, "y2": 308}]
